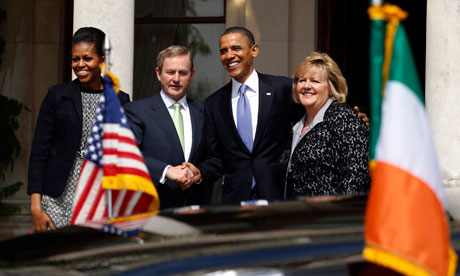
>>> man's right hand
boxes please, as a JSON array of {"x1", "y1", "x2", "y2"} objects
[
  {"x1": 173, "y1": 162, "x2": 202, "y2": 190},
  {"x1": 166, "y1": 165, "x2": 194, "y2": 190},
  {"x1": 178, "y1": 162, "x2": 202, "y2": 188},
  {"x1": 354, "y1": 106, "x2": 370, "y2": 130}
]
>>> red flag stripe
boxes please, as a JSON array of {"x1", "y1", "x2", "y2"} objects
[
  {"x1": 71, "y1": 162, "x2": 101, "y2": 224},
  {"x1": 102, "y1": 150, "x2": 145, "y2": 162},
  {"x1": 112, "y1": 189, "x2": 127, "y2": 217},
  {"x1": 103, "y1": 141, "x2": 143, "y2": 156},
  {"x1": 114, "y1": 190, "x2": 131, "y2": 217},
  {"x1": 103, "y1": 166, "x2": 151, "y2": 179},
  {"x1": 74, "y1": 169, "x2": 103, "y2": 223},
  {"x1": 123, "y1": 191, "x2": 143, "y2": 216},
  {"x1": 86, "y1": 185, "x2": 106, "y2": 221},
  {"x1": 103, "y1": 133, "x2": 138, "y2": 146},
  {"x1": 112, "y1": 216, "x2": 153, "y2": 230},
  {"x1": 101, "y1": 157, "x2": 150, "y2": 175},
  {"x1": 92, "y1": 192, "x2": 108, "y2": 221},
  {"x1": 131, "y1": 193, "x2": 154, "y2": 214},
  {"x1": 103, "y1": 140, "x2": 141, "y2": 153}
]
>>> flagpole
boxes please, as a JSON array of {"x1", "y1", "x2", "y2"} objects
[{"x1": 103, "y1": 34, "x2": 113, "y2": 220}]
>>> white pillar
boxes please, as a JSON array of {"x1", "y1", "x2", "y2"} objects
[
  {"x1": 73, "y1": 0, "x2": 134, "y2": 98},
  {"x1": 426, "y1": 0, "x2": 460, "y2": 220},
  {"x1": 226, "y1": 0, "x2": 315, "y2": 78}
]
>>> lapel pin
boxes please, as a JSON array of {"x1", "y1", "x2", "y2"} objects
[{"x1": 266, "y1": 92, "x2": 272, "y2": 96}]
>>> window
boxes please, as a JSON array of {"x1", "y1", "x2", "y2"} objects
[{"x1": 134, "y1": 0, "x2": 226, "y2": 101}]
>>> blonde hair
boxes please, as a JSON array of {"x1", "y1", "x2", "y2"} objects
[{"x1": 292, "y1": 52, "x2": 348, "y2": 104}]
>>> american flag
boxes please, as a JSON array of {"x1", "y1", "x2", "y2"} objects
[{"x1": 71, "y1": 73, "x2": 159, "y2": 235}]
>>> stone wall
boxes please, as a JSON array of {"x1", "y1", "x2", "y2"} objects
[
  {"x1": 227, "y1": 0, "x2": 316, "y2": 78},
  {"x1": 0, "y1": 0, "x2": 67, "y2": 237},
  {"x1": 0, "y1": 0, "x2": 318, "y2": 239}
]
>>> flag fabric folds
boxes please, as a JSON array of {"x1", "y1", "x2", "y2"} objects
[
  {"x1": 363, "y1": 4, "x2": 458, "y2": 276},
  {"x1": 71, "y1": 72, "x2": 159, "y2": 236}
]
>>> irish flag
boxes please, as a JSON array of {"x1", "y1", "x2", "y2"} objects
[{"x1": 363, "y1": 4, "x2": 458, "y2": 276}]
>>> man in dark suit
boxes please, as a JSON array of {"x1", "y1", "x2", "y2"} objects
[
  {"x1": 184, "y1": 27, "x2": 304, "y2": 204},
  {"x1": 124, "y1": 45, "x2": 204, "y2": 209},
  {"x1": 182, "y1": 27, "x2": 369, "y2": 205}
]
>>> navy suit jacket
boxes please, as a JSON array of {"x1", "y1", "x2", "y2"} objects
[
  {"x1": 199, "y1": 72, "x2": 304, "y2": 204},
  {"x1": 28, "y1": 79, "x2": 130, "y2": 197},
  {"x1": 124, "y1": 93, "x2": 205, "y2": 209}
]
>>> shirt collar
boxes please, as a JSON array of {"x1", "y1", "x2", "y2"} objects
[
  {"x1": 310, "y1": 97, "x2": 334, "y2": 126},
  {"x1": 231, "y1": 69, "x2": 259, "y2": 97},
  {"x1": 160, "y1": 90, "x2": 189, "y2": 110},
  {"x1": 292, "y1": 98, "x2": 334, "y2": 136}
]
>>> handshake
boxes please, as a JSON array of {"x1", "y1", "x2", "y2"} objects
[{"x1": 165, "y1": 162, "x2": 201, "y2": 190}]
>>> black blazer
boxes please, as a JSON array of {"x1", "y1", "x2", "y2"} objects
[
  {"x1": 124, "y1": 93, "x2": 205, "y2": 209},
  {"x1": 28, "y1": 79, "x2": 130, "y2": 197},
  {"x1": 280, "y1": 102, "x2": 370, "y2": 199},
  {"x1": 199, "y1": 73, "x2": 304, "y2": 204}
]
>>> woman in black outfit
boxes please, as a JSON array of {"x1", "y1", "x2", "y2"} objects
[
  {"x1": 280, "y1": 52, "x2": 369, "y2": 199},
  {"x1": 28, "y1": 27, "x2": 130, "y2": 231}
]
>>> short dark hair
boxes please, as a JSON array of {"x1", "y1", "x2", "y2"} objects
[
  {"x1": 157, "y1": 45, "x2": 194, "y2": 72},
  {"x1": 72, "y1": 27, "x2": 105, "y2": 57},
  {"x1": 221, "y1": 26, "x2": 255, "y2": 47}
]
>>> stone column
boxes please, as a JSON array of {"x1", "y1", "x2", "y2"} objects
[
  {"x1": 73, "y1": 0, "x2": 134, "y2": 98},
  {"x1": 426, "y1": 0, "x2": 460, "y2": 220},
  {"x1": 226, "y1": 0, "x2": 315, "y2": 78}
]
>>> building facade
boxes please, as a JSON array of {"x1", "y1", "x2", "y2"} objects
[{"x1": 0, "y1": 0, "x2": 457, "y2": 238}]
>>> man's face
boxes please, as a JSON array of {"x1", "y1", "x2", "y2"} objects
[
  {"x1": 219, "y1": 33, "x2": 259, "y2": 83},
  {"x1": 156, "y1": 55, "x2": 195, "y2": 101}
]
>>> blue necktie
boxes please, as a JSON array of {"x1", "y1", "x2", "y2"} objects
[
  {"x1": 237, "y1": 84, "x2": 253, "y2": 152},
  {"x1": 237, "y1": 84, "x2": 256, "y2": 190}
]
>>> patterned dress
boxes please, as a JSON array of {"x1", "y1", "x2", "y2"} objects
[
  {"x1": 41, "y1": 89, "x2": 102, "y2": 228},
  {"x1": 279, "y1": 101, "x2": 370, "y2": 199}
]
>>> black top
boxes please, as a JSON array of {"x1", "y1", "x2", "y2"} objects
[
  {"x1": 28, "y1": 79, "x2": 130, "y2": 197},
  {"x1": 279, "y1": 101, "x2": 370, "y2": 199}
]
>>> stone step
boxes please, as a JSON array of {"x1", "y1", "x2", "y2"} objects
[
  {"x1": 0, "y1": 199, "x2": 30, "y2": 213},
  {"x1": 0, "y1": 222, "x2": 32, "y2": 240},
  {"x1": 0, "y1": 199, "x2": 32, "y2": 240}
]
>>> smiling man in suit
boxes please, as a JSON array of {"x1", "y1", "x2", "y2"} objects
[
  {"x1": 182, "y1": 27, "x2": 369, "y2": 205},
  {"x1": 183, "y1": 27, "x2": 304, "y2": 204},
  {"x1": 124, "y1": 45, "x2": 204, "y2": 209}
]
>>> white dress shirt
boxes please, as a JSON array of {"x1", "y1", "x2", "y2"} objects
[
  {"x1": 159, "y1": 91, "x2": 193, "y2": 183},
  {"x1": 231, "y1": 69, "x2": 259, "y2": 140}
]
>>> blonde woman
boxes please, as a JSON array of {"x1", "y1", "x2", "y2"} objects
[{"x1": 280, "y1": 52, "x2": 369, "y2": 199}]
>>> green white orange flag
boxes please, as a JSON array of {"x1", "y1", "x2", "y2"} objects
[{"x1": 363, "y1": 4, "x2": 458, "y2": 276}]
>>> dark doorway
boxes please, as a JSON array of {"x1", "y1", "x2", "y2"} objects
[
  {"x1": 63, "y1": 0, "x2": 74, "y2": 82},
  {"x1": 317, "y1": 0, "x2": 427, "y2": 115}
]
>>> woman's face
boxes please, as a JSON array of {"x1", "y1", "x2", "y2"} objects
[
  {"x1": 71, "y1": 42, "x2": 105, "y2": 89},
  {"x1": 296, "y1": 67, "x2": 331, "y2": 113}
]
